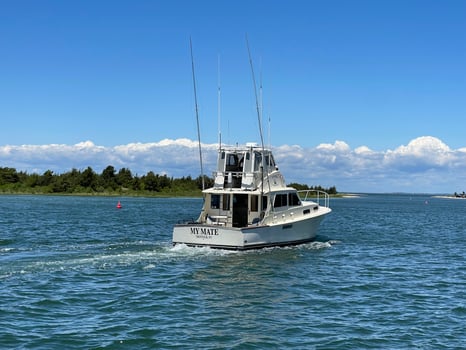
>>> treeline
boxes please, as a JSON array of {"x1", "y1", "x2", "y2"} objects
[
  {"x1": 288, "y1": 183, "x2": 338, "y2": 195},
  {"x1": 0, "y1": 166, "x2": 337, "y2": 196},
  {"x1": 0, "y1": 166, "x2": 213, "y2": 196}
]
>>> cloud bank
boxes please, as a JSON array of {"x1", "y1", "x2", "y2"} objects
[{"x1": 1, "y1": 136, "x2": 466, "y2": 193}]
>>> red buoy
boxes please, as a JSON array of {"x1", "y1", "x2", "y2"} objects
[{"x1": 116, "y1": 201, "x2": 122, "y2": 209}]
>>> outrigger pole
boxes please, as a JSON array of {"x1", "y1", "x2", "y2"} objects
[
  {"x1": 246, "y1": 34, "x2": 270, "y2": 216},
  {"x1": 217, "y1": 54, "x2": 222, "y2": 149},
  {"x1": 190, "y1": 37, "x2": 205, "y2": 191},
  {"x1": 246, "y1": 34, "x2": 265, "y2": 150}
]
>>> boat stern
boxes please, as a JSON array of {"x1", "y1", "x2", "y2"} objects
[{"x1": 172, "y1": 224, "x2": 246, "y2": 249}]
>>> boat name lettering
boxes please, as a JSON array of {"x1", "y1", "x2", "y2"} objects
[{"x1": 190, "y1": 227, "x2": 219, "y2": 236}]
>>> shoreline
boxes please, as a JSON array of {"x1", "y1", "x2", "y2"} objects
[
  {"x1": 340, "y1": 193, "x2": 361, "y2": 198},
  {"x1": 432, "y1": 195, "x2": 466, "y2": 199}
]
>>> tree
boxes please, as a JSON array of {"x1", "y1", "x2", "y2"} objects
[
  {"x1": 80, "y1": 167, "x2": 98, "y2": 189},
  {"x1": 61, "y1": 168, "x2": 81, "y2": 192},
  {"x1": 196, "y1": 175, "x2": 214, "y2": 189},
  {"x1": 143, "y1": 171, "x2": 158, "y2": 191},
  {"x1": 102, "y1": 165, "x2": 117, "y2": 190},
  {"x1": 0, "y1": 167, "x2": 19, "y2": 185},
  {"x1": 327, "y1": 186, "x2": 337, "y2": 195},
  {"x1": 116, "y1": 168, "x2": 133, "y2": 188},
  {"x1": 102, "y1": 165, "x2": 116, "y2": 181},
  {"x1": 131, "y1": 176, "x2": 142, "y2": 191},
  {"x1": 157, "y1": 174, "x2": 171, "y2": 190},
  {"x1": 39, "y1": 170, "x2": 54, "y2": 187},
  {"x1": 0, "y1": 165, "x2": 217, "y2": 195}
]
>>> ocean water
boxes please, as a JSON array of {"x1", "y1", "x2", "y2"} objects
[{"x1": 1, "y1": 194, "x2": 465, "y2": 349}]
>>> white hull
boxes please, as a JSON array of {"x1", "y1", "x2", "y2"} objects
[{"x1": 173, "y1": 206, "x2": 330, "y2": 250}]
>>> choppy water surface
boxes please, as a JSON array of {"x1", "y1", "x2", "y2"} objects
[{"x1": 1, "y1": 194, "x2": 465, "y2": 349}]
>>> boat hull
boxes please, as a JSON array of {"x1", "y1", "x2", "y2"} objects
[{"x1": 173, "y1": 209, "x2": 329, "y2": 250}]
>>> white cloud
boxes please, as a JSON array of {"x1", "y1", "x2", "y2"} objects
[
  {"x1": 354, "y1": 146, "x2": 374, "y2": 154},
  {"x1": 384, "y1": 136, "x2": 455, "y2": 171},
  {"x1": 316, "y1": 140, "x2": 351, "y2": 152},
  {"x1": 1, "y1": 136, "x2": 466, "y2": 193}
]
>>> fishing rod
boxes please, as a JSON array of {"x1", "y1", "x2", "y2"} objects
[
  {"x1": 217, "y1": 54, "x2": 222, "y2": 149},
  {"x1": 189, "y1": 37, "x2": 205, "y2": 191},
  {"x1": 246, "y1": 34, "x2": 273, "y2": 216},
  {"x1": 246, "y1": 34, "x2": 265, "y2": 151}
]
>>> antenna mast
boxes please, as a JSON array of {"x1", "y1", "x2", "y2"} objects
[
  {"x1": 190, "y1": 38, "x2": 205, "y2": 190},
  {"x1": 259, "y1": 58, "x2": 271, "y2": 148},
  {"x1": 217, "y1": 54, "x2": 222, "y2": 149},
  {"x1": 259, "y1": 58, "x2": 265, "y2": 146},
  {"x1": 246, "y1": 34, "x2": 265, "y2": 150}
]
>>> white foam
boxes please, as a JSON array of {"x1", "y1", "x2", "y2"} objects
[
  {"x1": 1, "y1": 247, "x2": 15, "y2": 253},
  {"x1": 169, "y1": 243, "x2": 238, "y2": 257},
  {"x1": 307, "y1": 241, "x2": 332, "y2": 249},
  {"x1": 143, "y1": 263, "x2": 156, "y2": 270},
  {"x1": 2, "y1": 239, "x2": 340, "y2": 279},
  {"x1": 327, "y1": 240, "x2": 342, "y2": 245}
]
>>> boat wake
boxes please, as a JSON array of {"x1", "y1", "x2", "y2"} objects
[
  {"x1": 169, "y1": 243, "x2": 238, "y2": 256},
  {"x1": 170, "y1": 239, "x2": 339, "y2": 254},
  {"x1": 1, "y1": 238, "x2": 341, "y2": 280}
]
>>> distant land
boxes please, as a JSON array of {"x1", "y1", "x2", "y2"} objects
[{"x1": 0, "y1": 166, "x2": 338, "y2": 198}]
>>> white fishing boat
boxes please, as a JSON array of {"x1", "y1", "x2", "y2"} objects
[
  {"x1": 172, "y1": 143, "x2": 332, "y2": 250},
  {"x1": 173, "y1": 38, "x2": 331, "y2": 250}
]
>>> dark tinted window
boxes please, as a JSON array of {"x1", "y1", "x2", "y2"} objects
[
  {"x1": 289, "y1": 193, "x2": 301, "y2": 206},
  {"x1": 274, "y1": 194, "x2": 288, "y2": 208},
  {"x1": 211, "y1": 195, "x2": 220, "y2": 209}
]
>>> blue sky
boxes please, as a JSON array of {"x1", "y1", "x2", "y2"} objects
[{"x1": 1, "y1": 0, "x2": 465, "y2": 193}]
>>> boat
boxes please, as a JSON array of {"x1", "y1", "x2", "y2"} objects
[
  {"x1": 172, "y1": 143, "x2": 332, "y2": 250},
  {"x1": 172, "y1": 39, "x2": 331, "y2": 250}
]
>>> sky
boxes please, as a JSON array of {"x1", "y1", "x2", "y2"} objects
[{"x1": 0, "y1": 0, "x2": 465, "y2": 193}]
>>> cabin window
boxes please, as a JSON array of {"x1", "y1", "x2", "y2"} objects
[
  {"x1": 251, "y1": 195, "x2": 259, "y2": 212},
  {"x1": 222, "y1": 194, "x2": 230, "y2": 210},
  {"x1": 264, "y1": 154, "x2": 276, "y2": 168},
  {"x1": 289, "y1": 193, "x2": 301, "y2": 206},
  {"x1": 211, "y1": 194, "x2": 220, "y2": 209},
  {"x1": 265, "y1": 155, "x2": 270, "y2": 167},
  {"x1": 262, "y1": 196, "x2": 268, "y2": 210},
  {"x1": 238, "y1": 155, "x2": 244, "y2": 171},
  {"x1": 274, "y1": 194, "x2": 288, "y2": 208},
  {"x1": 226, "y1": 154, "x2": 239, "y2": 171},
  {"x1": 254, "y1": 152, "x2": 262, "y2": 171}
]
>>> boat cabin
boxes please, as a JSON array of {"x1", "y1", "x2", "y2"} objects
[
  {"x1": 213, "y1": 144, "x2": 280, "y2": 191},
  {"x1": 198, "y1": 144, "x2": 305, "y2": 228},
  {"x1": 202, "y1": 188, "x2": 304, "y2": 228}
]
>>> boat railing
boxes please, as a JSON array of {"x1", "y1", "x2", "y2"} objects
[{"x1": 298, "y1": 190, "x2": 330, "y2": 208}]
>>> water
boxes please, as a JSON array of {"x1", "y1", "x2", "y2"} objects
[{"x1": 1, "y1": 194, "x2": 465, "y2": 349}]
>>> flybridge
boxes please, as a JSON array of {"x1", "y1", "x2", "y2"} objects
[{"x1": 212, "y1": 145, "x2": 281, "y2": 191}]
